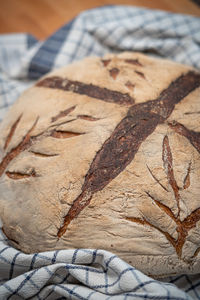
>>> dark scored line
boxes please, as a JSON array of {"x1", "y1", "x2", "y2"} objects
[
  {"x1": 51, "y1": 106, "x2": 76, "y2": 123},
  {"x1": 183, "y1": 161, "x2": 191, "y2": 189},
  {"x1": 169, "y1": 121, "x2": 200, "y2": 154},
  {"x1": 162, "y1": 135, "x2": 180, "y2": 217},
  {"x1": 146, "y1": 165, "x2": 168, "y2": 192},
  {"x1": 6, "y1": 170, "x2": 37, "y2": 180},
  {"x1": 30, "y1": 151, "x2": 59, "y2": 158},
  {"x1": 4, "y1": 114, "x2": 22, "y2": 150},
  {"x1": 36, "y1": 76, "x2": 134, "y2": 106},
  {"x1": 124, "y1": 59, "x2": 143, "y2": 67}
]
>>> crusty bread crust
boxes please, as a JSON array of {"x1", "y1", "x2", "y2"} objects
[{"x1": 0, "y1": 52, "x2": 200, "y2": 277}]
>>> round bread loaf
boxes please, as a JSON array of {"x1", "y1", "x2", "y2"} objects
[{"x1": 0, "y1": 52, "x2": 200, "y2": 277}]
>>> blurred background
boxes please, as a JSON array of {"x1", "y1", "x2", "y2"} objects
[{"x1": 0, "y1": 0, "x2": 200, "y2": 40}]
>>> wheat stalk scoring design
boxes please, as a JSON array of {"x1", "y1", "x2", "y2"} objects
[{"x1": 126, "y1": 134, "x2": 200, "y2": 260}]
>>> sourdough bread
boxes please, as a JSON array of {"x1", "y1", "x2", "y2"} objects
[{"x1": 0, "y1": 52, "x2": 200, "y2": 277}]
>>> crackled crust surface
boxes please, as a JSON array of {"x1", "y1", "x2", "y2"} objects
[{"x1": 0, "y1": 52, "x2": 200, "y2": 277}]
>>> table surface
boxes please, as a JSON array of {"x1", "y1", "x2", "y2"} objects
[{"x1": 0, "y1": 0, "x2": 200, "y2": 40}]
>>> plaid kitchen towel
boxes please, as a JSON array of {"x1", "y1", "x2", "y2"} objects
[{"x1": 0, "y1": 5, "x2": 200, "y2": 300}]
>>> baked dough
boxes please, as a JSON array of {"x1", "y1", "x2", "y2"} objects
[{"x1": 0, "y1": 52, "x2": 200, "y2": 277}]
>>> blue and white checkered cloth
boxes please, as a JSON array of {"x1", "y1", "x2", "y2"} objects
[{"x1": 0, "y1": 5, "x2": 200, "y2": 300}]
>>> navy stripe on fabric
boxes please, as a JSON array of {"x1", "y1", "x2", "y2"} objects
[
  {"x1": 85, "y1": 267, "x2": 89, "y2": 285},
  {"x1": 186, "y1": 280, "x2": 200, "y2": 293},
  {"x1": 90, "y1": 267, "x2": 134, "y2": 289},
  {"x1": 7, "y1": 269, "x2": 38, "y2": 299},
  {"x1": 88, "y1": 291, "x2": 97, "y2": 299},
  {"x1": 27, "y1": 34, "x2": 38, "y2": 49},
  {"x1": 28, "y1": 277, "x2": 40, "y2": 290},
  {"x1": 59, "y1": 272, "x2": 70, "y2": 284},
  {"x1": 28, "y1": 18, "x2": 75, "y2": 79},
  {"x1": 52, "y1": 250, "x2": 59, "y2": 264},
  {"x1": 4, "y1": 283, "x2": 14, "y2": 294},
  {"x1": 55, "y1": 284, "x2": 87, "y2": 300},
  {"x1": 29, "y1": 253, "x2": 38, "y2": 271},
  {"x1": 120, "y1": 294, "x2": 190, "y2": 300},
  {"x1": 184, "y1": 276, "x2": 200, "y2": 300},
  {"x1": 9, "y1": 252, "x2": 20, "y2": 279},
  {"x1": 90, "y1": 250, "x2": 97, "y2": 264},
  {"x1": 43, "y1": 289, "x2": 54, "y2": 300},
  {"x1": 0, "y1": 246, "x2": 10, "y2": 255},
  {"x1": 170, "y1": 275, "x2": 187, "y2": 283},
  {"x1": 64, "y1": 264, "x2": 104, "y2": 274},
  {"x1": 44, "y1": 266, "x2": 54, "y2": 277},
  {"x1": 72, "y1": 249, "x2": 79, "y2": 264}
]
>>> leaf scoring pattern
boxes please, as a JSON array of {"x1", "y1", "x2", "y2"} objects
[
  {"x1": 57, "y1": 71, "x2": 200, "y2": 242},
  {"x1": 127, "y1": 136, "x2": 200, "y2": 259}
]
